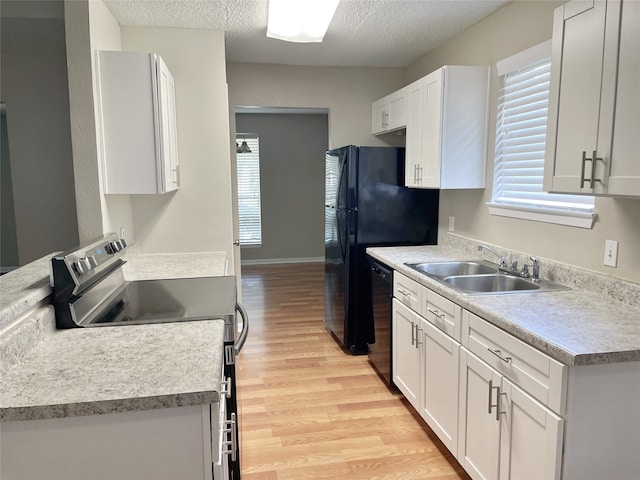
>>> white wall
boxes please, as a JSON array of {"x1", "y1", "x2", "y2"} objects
[
  {"x1": 121, "y1": 27, "x2": 234, "y2": 259},
  {"x1": 65, "y1": 1, "x2": 234, "y2": 263},
  {"x1": 406, "y1": 0, "x2": 640, "y2": 283},
  {"x1": 226, "y1": 63, "x2": 405, "y2": 149},
  {"x1": 65, "y1": 0, "x2": 137, "y2": 245}
]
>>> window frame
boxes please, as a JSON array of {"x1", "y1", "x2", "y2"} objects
[{"x1": 488, "y1": 40, "x2": 597, "y2": 229}]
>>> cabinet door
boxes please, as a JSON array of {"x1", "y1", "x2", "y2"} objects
[
  {"x1": 499, "y1": 380, "x2": 563, "y2": 480},
  {"x1": 545, "y1": 0, "x2": 608, "y2": 194},
  {"x1": 608, "y1": 0, "x2": 640, "y2": 195},
  {"x1": 392, "y1": 299, "x2": 421, "y2": 410},
  {"x1": 405, "y1": 78, "x2": 425, "y2": 187},
  {"x1": 422, "y1": 69, "x2": 444, "y2": 188},
  {"x1": 387, "y1": 87, "x2": 408, "y2": 131},
  {"x1": 156, "y1": 56, "x2": 179, "y2": 193},
  {"x1": 421, "y1": 318, "x2": 460, "y2": 456},
  {"x1": 458, "y1": 348, "x2": 501, "y2": 480},
  {"x1": 372, "y1": 97, "x2": 388, "y2": 134}
]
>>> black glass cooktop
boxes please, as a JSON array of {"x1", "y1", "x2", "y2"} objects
[{"x1": 83, "y1": 276, "x2": 237, "y2": 326}]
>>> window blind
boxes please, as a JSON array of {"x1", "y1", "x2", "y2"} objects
[
  {"x1": 493, "y1": 45, "x2": 594, "y2": 212},
  {"x1": 236, "y1": 136, "x2": 262, "y2": 246}
]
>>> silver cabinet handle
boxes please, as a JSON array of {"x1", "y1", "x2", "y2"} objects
[
  {"x1": 410, "y1": 322, "x2": 416, "y2": 346},
  {"x1": 488, "y1": 347, "x2": 512, "y2": 364},
  {"x1": 580, "y1": 150, "x2": 603, "y2": 189},
  {"x1": 499, "y1": 391, "x2": 507, "y2": 419},
  {"x1": 590, "y1": 150, "x2": 602, "y2": 188},
  {"x1": 220, "y1": 377, "x2": 232, "y2": 399},
  {"x1": 580, "y1": 150, "x2": 588, "y2": 188},
  {"x1": 222, "y1": 412, "x2": 237, "y2": 462},
  {"x1": 427, "y1": 308, "x2": 445, "y2": 320},
  {"x1": 415, "y1": 327, "x2": 423, "y2": 348},
  {"x1": 488, "y1": 380, "x2": 503, "y2": 421}
]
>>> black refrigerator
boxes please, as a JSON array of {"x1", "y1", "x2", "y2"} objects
[{"x1": 324, "y1": 146, "x2": 439, "y2": 354}]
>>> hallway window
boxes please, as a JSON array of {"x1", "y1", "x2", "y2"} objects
[{"x1": 236, "y1": 135, "x2": 262, "y2": 246}]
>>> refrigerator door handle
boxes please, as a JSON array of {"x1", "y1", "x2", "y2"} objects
[
  {"x1": 337, "y1": 210, "x2": 347, "y2": 261},
  {"x1": 336, "y1": 153, "x2": 348, "y2": 210}
]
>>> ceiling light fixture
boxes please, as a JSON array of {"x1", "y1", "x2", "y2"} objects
[
  {"x1": 267, "y1": 0, "x2": 340, "y2": 43},
  {"x1": 237, "y1": 137, "x2": 252, "y2": 154}
]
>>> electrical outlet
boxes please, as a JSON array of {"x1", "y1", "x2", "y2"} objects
[
  {"x1": 448, "y1": 216, "x2": 455, "y2": 232},
  {"x1": 120, "y1": 227, "x2": 126, "y2": 240},
  {"x1": 604, "y1": 240, "x2": 618, "y2": 267}
]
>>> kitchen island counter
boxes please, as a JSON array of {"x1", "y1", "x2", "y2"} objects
[{"x1": 368, "y1": 244, "x2": 640, "y2": 366}]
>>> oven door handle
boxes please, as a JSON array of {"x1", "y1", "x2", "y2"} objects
[{"x1": 234, "y1": 302, "x2": 249, "y2": 355}]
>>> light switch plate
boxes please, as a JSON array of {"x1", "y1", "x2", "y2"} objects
[
  {"x1": 448, "y1": 216, "x2": 455, "y2": 232},
  {"x1": 604, "y1": 240, "x2": 618, "y2": 267}
]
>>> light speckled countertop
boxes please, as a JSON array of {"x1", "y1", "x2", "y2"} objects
[
  {"x1": 0, "y1": 254, "x2": 56, "y2": 333},
  {"x1": 368, "y1": 245, "x2": 640, "y2": 366},
  {"x1": 0, "y1": 249, "x2": 230, "y2": 422},
  {"x1": 122, "y1": 251, "x2": 228, "y2": 281},
  {"x1": 0, "y1": 320, "x2": 225, "y2": 422}
]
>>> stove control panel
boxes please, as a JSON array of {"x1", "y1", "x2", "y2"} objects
[
  {"x1": 51, "y1": 232, "x2": 127, "y2": 288},
  {"x1": 106, "y1": 238, "x2": 127, "y2": 255}
]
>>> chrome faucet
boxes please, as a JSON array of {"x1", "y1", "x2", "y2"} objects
[
  {"x1": 478, "y1": 244, "x2": 540, "y2": 280},
  {"x1": 477, "y1": 244, "x2": 508, "y2": 268},
  {"x1": 529, "y1": 256, "x2": 540, "y2": 282}
]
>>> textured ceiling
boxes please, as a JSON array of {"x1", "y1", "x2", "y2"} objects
[{"x1": 103, "y1": 0, "x2": 510, "y2": 67}]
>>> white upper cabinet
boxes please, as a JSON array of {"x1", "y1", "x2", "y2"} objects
[
  {"x1": 405, "y1": 66, "x2": 490, "y2": 189},
  {"x1": 544, "y1": 0, "x2": 640, "y2": 196},
  {"x1": 371, "y1": 86, "x2": 408, "y2": 134},
  {"x1": 97, "y1": 51, "x2": 180, "y2": 194}
]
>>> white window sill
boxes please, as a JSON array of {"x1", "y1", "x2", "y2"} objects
[{"x1": 487, "y1": 203, "x2": 597, "y2": 229}]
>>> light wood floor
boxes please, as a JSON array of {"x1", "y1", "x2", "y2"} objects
[{"x1": 237, "y1": 263, "x2": 469, "y2": 480}]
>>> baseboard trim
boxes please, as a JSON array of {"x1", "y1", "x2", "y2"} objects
[{"x1": 241, "y1": 256, "x2": 324, "y2": 266}]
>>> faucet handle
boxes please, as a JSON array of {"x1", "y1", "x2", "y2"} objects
[
  {"x1": 510, "y1": 260, "x2": 518, "y2": 271},
  {"x1": 529, "y1": 256, "x2": 540, "y2": 282}
]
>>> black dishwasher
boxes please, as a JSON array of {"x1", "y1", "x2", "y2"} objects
[{"x1": 368, "y1": 258, "x2": 394, "y2": 386}]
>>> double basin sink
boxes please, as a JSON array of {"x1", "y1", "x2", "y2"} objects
[{"x1": 406, "y1": 260, "x2": 568, "y2": 295}]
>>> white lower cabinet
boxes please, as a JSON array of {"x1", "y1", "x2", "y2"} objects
[
  {"x1": 458, "y1": 348, "x2": 501, "y2": 480},
  {"x1": 392, "y1": 298, "x2": 421, "y2": 409},
  {"x1": 390, "y1": 270, "x2": 640, "y2": 480},
  {"x1": 0, "y1": 404, "x2": 217, "y2": 480},
  {"x1": 420, "y1": 317, "x2": 460, "y2": 455},
  {"x1": 457, "y1": 348, "x2": 563, "y2": 480},
  {"x1": 392, "y1": 275, "x2": 461, "y2": 454},
  {"x1": 499, "y1": 379, "x2": 563, "y2": 480}
]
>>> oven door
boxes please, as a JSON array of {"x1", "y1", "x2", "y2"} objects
[
  {"x1": 212, "y1": 389, "x2": 230, "y2": 480},
  {"x1": 224, "y1": 340, "x2": 241, "y2": 479}
]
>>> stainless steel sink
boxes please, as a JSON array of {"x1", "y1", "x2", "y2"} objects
[
  {"x1": 405, "y1": 261, "x2": 569, "y2": 295},
  {"x1": 444, "y1": 274, "x2": 541, "y2": 293},
  {"x1": 408, "y1": 260, "x2": 498, "y2": 278}
]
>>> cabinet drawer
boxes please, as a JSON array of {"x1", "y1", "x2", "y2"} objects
[
  {"x1": 393, "y1": 272, "x2": 422, "y2": 312},
  {"x1": 462, "y1": 310, "x2": 567, "y2": 414},
  {"x1": 423, "y1": 288, "x2": 462, "y2": 341}
]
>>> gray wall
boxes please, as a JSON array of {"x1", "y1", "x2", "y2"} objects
[
  {"x1": 1, "y1": 3, "x2": 79, "y2": 266},
  {"x1": 236, "y1": 113, "x2": 328, "y2": 263}
]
